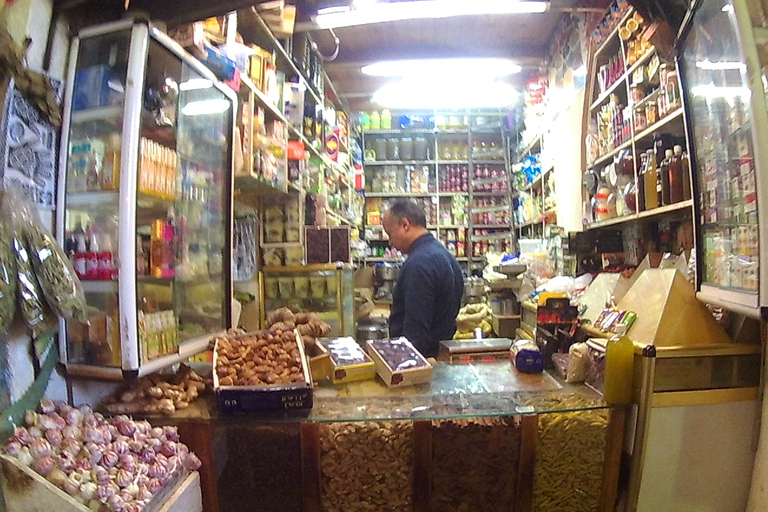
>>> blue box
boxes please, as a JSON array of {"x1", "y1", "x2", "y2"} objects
[{"x1": 73, "y1": 65, "x2": 121, "y2": 110}]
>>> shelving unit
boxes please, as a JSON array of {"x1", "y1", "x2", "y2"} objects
[
  {"x1": 513, "y1": 131, "x2": 557, "y2": 240},
  {"x1": 361, "y1": 111, "x2": 514, "y2": 269},
  {"x1": 577, "y1": 5, "x2": 695, "y2": 265}
]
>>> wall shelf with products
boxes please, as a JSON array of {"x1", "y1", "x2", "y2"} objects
[
  {"x1": 581, "y1": 3, "x2": 693, "y2": 242},
  {"x1": 361, "y1": 111, "x2": 515, "y2": 267}
]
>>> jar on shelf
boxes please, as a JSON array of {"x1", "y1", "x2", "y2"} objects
[
  {"x1": 373, "y1": 138, "x2": 387, "y2": 161},
  {"x1": 386, "y1": 138, "x2": 399, "y2": 160},
  {"x1": 399, "y1": 136, "x2": 414, "y2": 160},
  {"x1": 413, "y1": 137, "x2": 428, "y2": 160}
]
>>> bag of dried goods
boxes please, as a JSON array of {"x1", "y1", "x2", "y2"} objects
[{"x1": 0, "y1": 215, "x2": 17, "y2": 332}]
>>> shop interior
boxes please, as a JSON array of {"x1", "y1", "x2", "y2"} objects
[{"x1": 1, "y1": 0, "x2": 768, "y2": 511}]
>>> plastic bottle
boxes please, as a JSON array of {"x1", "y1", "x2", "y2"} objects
[
  {"x1": 369, "y1": 111, "x2": 380, "y2": 130},
  {"x1": 86, "y1": 228, "x2": 100, "y2": 279},
  {"x1": 604, "y1": 323, "x2": 634, "y2": 405},
  {"x1": 73, "y1": 217, "x2": 87, "y2": 278},
  {"x1": 380, "y1": 109, "x2": 392, "y2": 130},
  {"x1": 643, "y1": 149, "x2": 658, "y2": 210},
  {"x1": 637, "y1": 152, "x2": 647, "y2": 211},
  {"x1": 660, "y1": 149, "x2": 672, "y2": 205}
]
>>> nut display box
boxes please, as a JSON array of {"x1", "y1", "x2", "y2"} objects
[
  {"x1": 213, "y1": 329, "x2": 313, "y2": 414},
  {"x1": 366, "y1": 337, "x2": 433, "y2": 387}
]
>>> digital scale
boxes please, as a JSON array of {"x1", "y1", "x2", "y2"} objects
[{"x1": 437, "y1": 338, "x2": 513, "y2": 363}]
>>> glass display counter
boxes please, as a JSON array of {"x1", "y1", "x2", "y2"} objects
[
  {"x1": 148, "y1": 361, "x2": 624, "y2": 512},
  {"x1": 259, "y1": 264, "x2": 354, "y2": 337}
]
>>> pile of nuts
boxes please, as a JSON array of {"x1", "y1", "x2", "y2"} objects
[
  {"x1": 430, "y1": 417, "x2": 521, "y2": 511},
  {"x1": 319, "y1": 421, "x2": 413, "y2": 512},
  {"x1": 214, "y1": 329, "x2": 306, "y2": 386},
  {"x1": 530, "y1": 396, "x2": 608, "y2": 511}
]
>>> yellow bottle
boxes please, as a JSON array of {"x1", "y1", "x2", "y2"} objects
[{"x1": 604, "y1": 323, "x2": 634, "y2": 404}]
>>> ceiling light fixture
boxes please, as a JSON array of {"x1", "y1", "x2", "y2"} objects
[
  {"x1": 362, "y1": 58, "x2": 522, "y2": 78},
  {"x1": 314, "y1": 0, "x2": 549, "y2": 29},
  {"x1": 372, "y1": 78, "x2": 520, "y2": 109}
]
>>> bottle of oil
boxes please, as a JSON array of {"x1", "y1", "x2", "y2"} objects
[
  {"x1": 643, "y1": 149, "x2": 658, "y2": 210},
  {"x1": 681, "y1": 148, "x2": 692, "y2": 201},
  {"x1": 660, "y1": 149, "x2": 673, "y2": 205},
  {"x1": 604, "y1": 323, "x2": 634, "y2": 404}
]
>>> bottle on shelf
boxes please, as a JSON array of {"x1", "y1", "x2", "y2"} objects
[
  {"x1": 660, "y1": 149, "x2": 672, "y2": 206},
  {"x1": 100, "y1": 133, "x2": 121, "y2": 191},
  {"x1": 73, "y1": 217, "x2": 87, "y2": 278},
  {"x1": 637, "y1": 152, "x2": 647, "y2": 211},
  {"x1": 669, "y1": 145, "x2": 684, "y2": 204},
  {"x1": 643, "y1": 149, "x2": 658, "y2": 210},
  {"x1": 86, "y1": 227, "x2": 100, "y2": 279},
  {"x1": 604, "y1": 323, "x2": 634, "y2": 405},
  {"x1": 681, "y1": 147, "x2": 692, "y2": 201}
]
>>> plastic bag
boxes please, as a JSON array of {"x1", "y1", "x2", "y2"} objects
[
  {"x1": 0, "y1": 214, "x2": 17, "y2": 332},
  {"x1": 25, "y1": 219, "x2": 88, "y2": 322},
  {"x1": 2, "y1": 190, "x2": 88, "y2": 336},
  {"x1": 566, "y1": 342, "x2": 589, "y2": 383}
]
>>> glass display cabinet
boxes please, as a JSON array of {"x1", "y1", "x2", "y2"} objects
[
  {"x1": 259, "y1": 264, "x2": 354, "y2": 337},
  {"x1": 56, "y1": 20, "x2": 236, "y2": 378}
]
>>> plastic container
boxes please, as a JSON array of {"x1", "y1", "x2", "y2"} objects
[
  {"x1": 372, "y1": 138, "x2": 387, "y2": 161},
  {"x1": 399, "y1": 137, "x2": 414, "y2": 160},
  {"x1": 386, "y1": 138, "x2": 399, "y2": 160},
  {"x1": 603, "y1": 323, "x2": 634, "y2": 404}
]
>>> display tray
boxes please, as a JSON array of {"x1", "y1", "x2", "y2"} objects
[
  {"x1": 321, "y1": 337, "x2": 377, "y2": 384},
  {"x1": 366, "y1": 338, "x2": 434, "y2": 387},
  {"x1": 438, "y1": 337, "x2": 514, "y2": 363},
  {"x1": 213, "y1": 331, "x2": 314, "y2": 414}
]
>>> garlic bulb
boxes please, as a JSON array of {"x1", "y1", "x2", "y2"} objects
[
  {"x1": 29, "y1": 438, "x2": 52, "y2": 459},
  {"x1": 163, "y1": 426, "x2": 179, "y2": 442},
  {"x1": 101, "y1": 450, "x2": 119, "y2": 469},
  {"x1": 33, "y1": 455, "x2": 54, "y2": 475},
  {"x1": 118, "y1": 453, "x2": 136, "y2": 473},
  {"x1": 16, "y1": 447, "x2": 33, "y2": 466},
  {"x1": 13, "y1": 426, "x2": 32, "y2": 446},
  {"x1": 149, "y1": 427, "x2": 164, "y2": 439},
  {"x1": 113, "y1": 439, "x2": 130, "y2": 455},
  {"x1": 107, "y1": 493, "x2": 125, "y2": 511},
  {"x1": 116, "y1": 468, "x2": 133, "y2": 488},
  {"x1": 25, "y1": 410, "x2": 39, "y2": 427},
  {"x1": 46, "y1": 467, "x2": 68, "y2": 487},
  {"x1": 38, "y1": 398, "x2": 55, "y2": 414},
  {"x1": 182, "y1": 453, "x2": 202, "y2": 471},
  {"x1": 3, "y1": 439, "x2": 21, "y2": 456},
  {"x1": 28, "y1": 426, "x2": 43, "y2": 439},
  {"x1": 87, "y1": 499, "x2": 101, "y2": 511},
  {"x1": 160, "y1": 441, "x2": 176, "y2": 457},
  {"x1": 63, "y1": 476, "x2": 80, "y2": 496},
  {"x1": 60, "y1": 437, "x2": 80, "y2": 456},
  {"x1": 45, "y1": 428, "x2": 63, "y2": 447},
  {"x1": 80, "y1": 481, "x2": 97, "y2": 501}
]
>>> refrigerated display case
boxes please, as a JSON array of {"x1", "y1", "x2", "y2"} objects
[
  {"x1": 56, "y1": 20, "x2": 236, "y2": 378},
  {"x1": 677, "y1": 0, "x2": 768, "y2": 318},
  {"x1": 259, "y1": 264, "x2": 354, "y2": 337}
]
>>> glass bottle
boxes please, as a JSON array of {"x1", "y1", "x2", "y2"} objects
[
  {"x1": 643, "y1": 149, "x2": 658, "y2": 210},
  {"x1": 660, "y1": 149, "x2": 672, "y2": 205},
  {"x1": 637, "y1": 152, "x2": 648, "y2": 211},
  {"x1": 604, "y1": 323, "x2": 634, "y2": 405},
  {"x1": 681, "y1": 148, "x2": 692, "y2": 201},
  {"x1": 669, "y1": 145, "x2": 684, "y2": 204}
]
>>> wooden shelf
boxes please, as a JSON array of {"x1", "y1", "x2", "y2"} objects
[
  {"x1": 633, "y1": 107, "x2": 684, "y2": 141},
  {"x1": 585, "y1": 199, "x2": 693, "y2": 230},
  {"x1": 593, "y1": 7, "x2": 635, "y2": 58}
]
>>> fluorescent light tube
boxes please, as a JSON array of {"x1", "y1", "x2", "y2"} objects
[
  {"x1": 362, "y1": 58, "x2": 521, "y2": 78},
  {"x1": 695, "y1": 60, "x2": 746, "y2": 71},
  {"x1": 181, "y1": 99, "x2": 231, "y2": 116},
  {"x1": 372, "y1": 78, "x2": 519, "y2": 108},
  {"x1": 315, "y1": 0, "x2": 549, "y2": 29},
  {"x1": 179, "y1": 78, "x2": 214, "y2": 91}
]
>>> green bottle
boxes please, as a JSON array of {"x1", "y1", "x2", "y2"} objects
[{"x1": 604, "y1": 323, "x2": 634, "y2": 404}]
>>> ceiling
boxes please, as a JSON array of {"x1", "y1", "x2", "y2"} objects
[
  {"x1": 54, "y1": 0, "x2": 611, "y2": 112},
  {"x1": 300, "y1": 0, "x2": 611, "y2": 111}
]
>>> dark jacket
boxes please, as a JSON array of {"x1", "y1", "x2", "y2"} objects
[{"x1": 389, "y1": 233, "x2": 464, "y2": 357}]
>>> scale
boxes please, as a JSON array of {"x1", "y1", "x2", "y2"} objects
[{"x1": 438, "y1": 338, "x2": 513, "y2": 363}]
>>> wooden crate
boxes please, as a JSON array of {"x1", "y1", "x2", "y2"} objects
[{"x1": 0, "y1": 454, "x2": 202, "y2": 512}]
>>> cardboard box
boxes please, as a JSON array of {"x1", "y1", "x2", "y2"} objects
[
  {"x1": 213, "y1": 331, "x2": 313, "y2": 414},
  {"x1": 307, "y1": 340, "x2": 332, "y2": 381},
  {"x1": 366, "y1": 338, "x2": 433, "y2": 387}
]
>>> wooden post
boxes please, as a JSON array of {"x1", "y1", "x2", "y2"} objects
[
  {"x1": 516, "y1": 414, "x2": 538, "y2": 512},
  {"x1": 300, "y1": 422, "x2": 322, "y2": 512},
  {"x1": 599, "y1": 407, "x2": 627, "y2": 512},
  {"x1": 412, "y1": 420, "x2": 432, "y2": 512},
  {"x1": 176, "y1": 421, "x2": 219, "y2": 512}
]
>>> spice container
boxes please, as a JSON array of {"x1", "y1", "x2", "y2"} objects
[
  {"x1": 413, "y1": 136, "x2": 428, "y2": 160},
  {"x1": 399, "y1": 136, "x2": 414, "y2": 160},
  {"x1": 386, "y1": 138, "x2": 399, "y2": 160}
]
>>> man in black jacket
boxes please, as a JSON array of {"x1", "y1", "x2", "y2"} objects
[{"x1": 382, "y1": 199, "x2": 464, "y2": 358}]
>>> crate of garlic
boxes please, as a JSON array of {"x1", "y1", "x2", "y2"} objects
[{"x1": 0, "y1": 398, "x2": 202, "y2": 512}]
